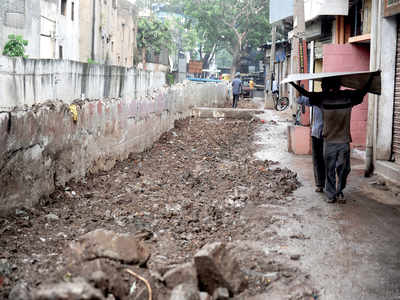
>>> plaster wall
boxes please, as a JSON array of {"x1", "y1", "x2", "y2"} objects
[
  {"x1": 0, "y1": 58, "x2": 168, "y2": 110},
  {"x1": 0, "y1": 57, "x2": 228, "y2": 213},
  {"x1": 376, "y1": 16, "x2": 396, "y2": 160},
  {"x1": 56, "y1": 0, "x2": 80, "y2": 61},
  {"x1": 80, "y1": 0, "x2": 137, "y2": 66}
]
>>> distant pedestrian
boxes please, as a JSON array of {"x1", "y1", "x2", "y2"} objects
[
  {"x1": 296, "y1": 92, "x2": 325, "y2": 193},
  {"x1": 249, "y1": 79, "x2": 255, "y2": 98},
  {"x1": 290, "y1": 75, "x2": 374, "y2": 203},
  {"x1": 232, "y1": 72, "x2": 242, "y2": 108}
]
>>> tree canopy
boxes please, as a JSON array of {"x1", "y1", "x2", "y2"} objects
[
  {"x1": 169, "y1": 0, "x2": 271, "y2": 74},
  {"x1": 137, "y1": 16, "x2": 173, "y2": 65}
]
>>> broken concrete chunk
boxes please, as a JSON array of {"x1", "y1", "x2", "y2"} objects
[
  {"x1": 212, "y1": 287, "x2": 229, "y2": 300},
  {"x1": 194, "y1": 242, "x2": 247, "y2": 296},
  {"x1": 163, "y1": 262, "x2": 198, "y2": 289},
  {"x1": 8, "y1": 281, "x2": 31, "y2": 300},
  {"x1": 199, "y1": 292, "x2": 211, "y2": 300},
  {"x1": 170, "y1": 283, "x2": 200, "y2": 300},
  {"x1": 31, "y1": 277, "x2": 105, "y2": 300},
  {"x1": 69, "y1": 229, "x2": 150, "y2": 265},
  {"x1": 45, "y1": 213, "x2": 59, "y2": 221}
]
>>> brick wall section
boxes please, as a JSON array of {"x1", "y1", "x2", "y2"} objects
[{"x1": 323, "y1": 44, "x2": 370, "y2": 149}]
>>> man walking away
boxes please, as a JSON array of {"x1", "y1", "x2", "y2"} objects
[
  {"x1": 290, "y1": 74, "x2": 374, "y2": 203},
  {"x1": 296, "y1": 93, "x2": 325, "y2": 193},
  {"x1": 232, "y1": 72, "x2": 242, "y2": 108}
]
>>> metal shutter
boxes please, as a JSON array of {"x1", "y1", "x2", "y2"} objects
[{"x1": 393, "y1": 19, "x2": 400, "y2": 163}]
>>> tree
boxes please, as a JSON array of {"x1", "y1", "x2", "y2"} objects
[
  {"x1": 136, "y1": 16, "x2": 173, "y2": 67},
  {"x1": 169, "y1": 0, "x2": 270, "y2": 74},
  {"x1": 2, "y1": 34, "x2": 28, "y2": 58}
]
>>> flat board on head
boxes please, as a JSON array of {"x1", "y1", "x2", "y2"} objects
[{"x1": 281, "y1": 71, "x2": 381, "y2": 95}]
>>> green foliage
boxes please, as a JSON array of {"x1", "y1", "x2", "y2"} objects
[
  {"x1": 168, "y1": 0, "x2": 271, "y2": 70},
  {"x1": 166, "y1": 72, "x2": 175, "y2": 86},
  {"x1": 215, "y1": 49, "x2": 233, "y2": 69},
  {"x1": 137, "y1": 16, "x2": 173, "y2": 55},
  {"x1": 2, "y1": 34, "x2": 28, "y2": 58},
  {"x1": 87, "y1": 58, "x2": 97, "y2": 64}
]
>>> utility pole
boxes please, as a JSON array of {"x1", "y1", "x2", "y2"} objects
[
  {"x1": 290, "y1": 0, "x2": 305, "y2": 110},
  {"x1": 264, "y1": 25, "x2": 277, "y2": 109}
]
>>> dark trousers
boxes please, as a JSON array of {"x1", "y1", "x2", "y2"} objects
[
  {"x1": 311, "y1": 137, "x2": 325, "y2": 188},
  {"x1": 232, "y1": 94, "x2": 239, "y2": 108},
  {"x1": 324, "y1": 142, "x2": 351, "y2": 199}
]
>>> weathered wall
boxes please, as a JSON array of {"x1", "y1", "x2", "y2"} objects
[
  {"x1": 79, "y1": 0, "x2": 137, "y2": 67},
  {"x1": 376, "y1": 16, "x2": 396, "y2": 160},
  {"x1": 0, "y1": 57, "x2": 168, "y2": 110},
  {"x1": 0, "y1": 58, "x2": 228, "y2": 213}
]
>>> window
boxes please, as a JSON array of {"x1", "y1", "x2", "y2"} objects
[
  {"x1": 112, "y1": 0, "x2": 117, "y2": 9},
  {"x1": 61, "y1": 0, "x2": 67, "y2": 16},
  {"x1": 122, "y1": 23, "x2": 125, "y2": 41},
  {"x1": 71, "y1": 2, "x2": 74, "y2": 21},
  {"x1": 59, "y1": 46, "x2": 63, "y2": 59},
  {"x1": 111, "y1": 41, "x2": 114, "y2": 52}
]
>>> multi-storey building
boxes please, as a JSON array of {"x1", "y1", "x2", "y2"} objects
[{"x1": 0, "y1": 0, "x2": 138, "y2": 67}]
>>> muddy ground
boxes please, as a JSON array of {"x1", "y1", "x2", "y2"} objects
[{"x1": 0, "y1": 115, "x2": 318, "y2": 299}]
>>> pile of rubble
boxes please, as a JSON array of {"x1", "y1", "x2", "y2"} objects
[
  {"x1": 1, "y1": 118, "x2": 314, "y2": 299},
  {"x1": 9, "y1": 229, "x2": 251, "y2": 300}
]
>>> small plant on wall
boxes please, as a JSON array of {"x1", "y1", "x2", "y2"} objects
[{"x1": 2, "y1": 34, "x2": 28, "y2": 58}]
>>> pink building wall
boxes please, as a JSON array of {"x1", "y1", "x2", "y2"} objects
[{"x1": 322, "y1": 44, "x2": 370, "y2": 149}]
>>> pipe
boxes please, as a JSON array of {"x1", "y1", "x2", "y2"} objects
[
  {"x1": 365, "y1": 0, "x2": 380, "y2": 177},
  {"x1": 91, "y1": 0, "x2": 96, "y2": 61}
]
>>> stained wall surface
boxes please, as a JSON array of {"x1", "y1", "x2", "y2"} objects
[{"x1": 0, "y1": 57, "x2": 228, "y2": 214}]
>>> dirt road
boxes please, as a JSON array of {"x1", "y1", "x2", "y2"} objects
[
  {"x1": 255, "y1": 105, "x2": 400, "y2": 300},
  {"x1": 1, "y1": 98, "x2": 399, "y2": 299}
]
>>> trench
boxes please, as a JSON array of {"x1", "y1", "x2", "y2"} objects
[{"x1": 0, "y1": 99, "x2": 316, "y2": 299}]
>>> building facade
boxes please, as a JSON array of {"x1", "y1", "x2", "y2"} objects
[
  {"x1": 369, "y1": 0, "x2": 400, "y2": 179},
  {"x1": 79, "y1": 0, "x2": 138, "y2": 67},
  {"x1": 0, "y1": 0, "x2": 41, "y2": 58},
  {"x1": 40, "y1": 0, "x2": 80, "y2": 60},
  {"x1": 0, "y1": 0, "x2": 138, "y2": 67}
]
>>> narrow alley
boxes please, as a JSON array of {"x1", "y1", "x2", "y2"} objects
[{"x1": 1, "y1": 97, "x2": 400, "y2": 300}]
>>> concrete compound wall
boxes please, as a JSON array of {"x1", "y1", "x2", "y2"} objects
[
  {"x1": 0, "y1": 57, "x2": 228, "y2": 214},
  {"x1": 0, "y1": 57, "x2": 171, "y2": 109}
]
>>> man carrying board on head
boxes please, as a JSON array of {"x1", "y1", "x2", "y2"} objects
[{"x1": 289, "y1": 74, "x2": 375, "y2": 203}]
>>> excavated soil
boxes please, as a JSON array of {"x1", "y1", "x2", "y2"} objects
[
  {"x1": 0, "y1": 117, "x2": 315, "y2": 299},
  {"x1": 224, "y1": 98, "x2": 260, "y2": 109}
]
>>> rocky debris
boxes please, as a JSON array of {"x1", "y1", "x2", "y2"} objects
[
  {"x1": 170, "y1": 283, "x2": 200, "y2": 300},
  {"x1": 0, "y1": 258, "x2": 13, "y2": 276},
  {"x1": 31, "y1": 277, "x2": 105, "y2": 300},
  {"x1": 290, "y1": 255, "x2": 301, "y2": 261},
  {"x1": 0, "y1": 118, "x2": 307, "y2": 299},
  {"x1": 8, "y1": 281, "x2": 31, "y2": 300},
  {"x1": 199, "y1": 292, "x2": 211, "y2": 300},
  {"x1": 163, "y1": 262, "x2": 198, "y2": 289},
  {"x1": 212, "y1": 287, "x2": 229, "y2": 300},
  {"x1": 45, "y1": 213, "x2": 59, "y2": 221},
  {"x1": 68, "y1": 229, "x2": 150, "y2": 265},
  {"x1": 194, "y1": 242, "x2": 247, "y2": 296}
]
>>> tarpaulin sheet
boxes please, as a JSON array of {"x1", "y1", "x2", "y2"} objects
[{"x1": 281, "y1": 71, "x2": 381, "y2": 95}]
